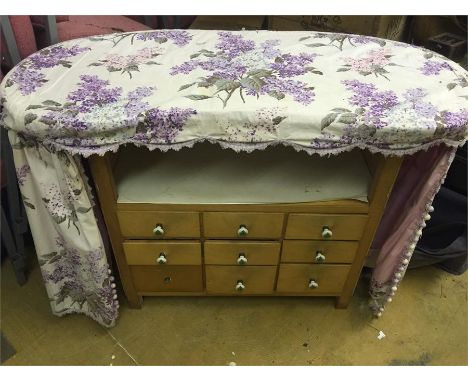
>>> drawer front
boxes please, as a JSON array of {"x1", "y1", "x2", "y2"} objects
[
  {"x1": 203, "y1": 212, "x2": 284, "y2": 239},
  {"x1": 123, "y1": 241, "x2": 201, "y2": 266},
  {"x1": 285, "y1": 214, "x2": 367, "y2": 240},
  {"x1": 277, "y1": 264, "x2": 351, "y2": 295},
  {"x1": 118, "y1": 211, "x2": 200, "y2": 238},
  {"x1": 205, "y1": 241, "x2": 280, "y2": 265},
  {"x1": 282, "y1": 240, "x2": 359, "y2": 264},
  {"x1": 205, "y1": 266, "x2": 277, "y2": 294},
  {"x1": 130, "y1": 265, "x2": 203, "y2": 292}
]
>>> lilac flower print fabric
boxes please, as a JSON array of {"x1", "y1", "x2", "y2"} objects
[{"x1": 0, "y1": 29, "x2": 467, "y2": 327}]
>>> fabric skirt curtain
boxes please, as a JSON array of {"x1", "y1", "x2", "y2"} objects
[{"x1": 8, "y1": 130, "x2": 118, "y2": 327}]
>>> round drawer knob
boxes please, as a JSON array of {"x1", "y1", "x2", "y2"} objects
[
  {"x1": 157, "y1": 253, "x2": 167, "y2": 265},
  {"x1": 237, "y1": 225, "x2": 249, "y2": 237},
  {"x1": 315, "y1": 252, "x2": 326, "y2": 262},
  {"x1": 237, "y1": 253, "x2": 248, "y2": 265},
  {"x1": 308, "y1": 279, "x2": 319, "y2": 289},
  {"x1": 321, "y1": 226, "x2": 332, "y2": 239},
  {"x1": 163, "y1": 276, "x2": 172, "y2": 284},
  {"x1": 235, "y1": 280, "x2": 246, "y2": 291},
  {"x1": 153, "y1": 224, "x2": 165, "y2": 236}
]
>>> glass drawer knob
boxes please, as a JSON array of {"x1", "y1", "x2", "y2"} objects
[
  {"x1": 321, "y1": 226, "x2": 332, "y2": 239},
  {"x1": 315, "y1": 252, "x2": 326, "y2": 262},
  {"x1": 157, "y1": 253, "x2": 167, "y2": 265},
  {"x1": 237, "y1": 225, "x2": 249, "y2": 237},
  {"x1": 153, "y1": 224, "x2": 164, "y2": 236},
  {"x1": 237, "y1": 253, "x2": 248, "y2": 265},
  {"x1": 308, "y1": 279, "x2": 319, "y2": 289},
  {"x1": 235, "y1": 280, "x2": 246, "y2": 291}
]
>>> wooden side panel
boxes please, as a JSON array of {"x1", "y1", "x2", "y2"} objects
[
  {"x1": 336, "y1": 156, "x2": 403, "y2": 308},
  {"x1": 88, "y1": 154, "x2": 142, "y2": 308}
]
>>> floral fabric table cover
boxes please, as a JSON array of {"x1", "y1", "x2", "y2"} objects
[{"x1": 1, "y1": 29, "x2": 467, "y2": 327}]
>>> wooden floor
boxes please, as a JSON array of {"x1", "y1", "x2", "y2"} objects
[{"x1": 1, "y1": 246, "x2": 467, "y2": 366}]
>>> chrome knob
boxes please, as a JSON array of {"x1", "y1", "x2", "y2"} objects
[
  {"x1": 308, "y1": 279, "x2": 319, "y2": 289},
  {"x1": 237, "y1": 225, "x2": 249, "y2": 237},
  {"x1": 321, "y1": 226, "x2": 332, "y2": 239},
  {"x1": 237, "y1": 253, "x2": 248, "y2": 265},
  {"x1": 157, "y1": 252, "x2": 167, "y2": 265},
  {"x1": 153, "y1": 224, "x2": 164, "y2": 236},
  {"x1": 315, "y1": 251, "x2": 326, "y2": 262},
  {"x1": 235, "y1": 280, "x2": 246, "y2": 291}
]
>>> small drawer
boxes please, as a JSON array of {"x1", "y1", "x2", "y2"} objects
[
  {"x1": 205, "y1": 266, "x2": 277, "y2": 294},
  {"x1": 118, "y1": 211, "x2": 200, "y2": 238},
  {"x1": 282, "y1": 240, "x2": 359, "y2": 264},
  {"x1": 130, "y1": 265, "x2": 203, "y2": 293},
  {"x1": 205, "y1": 241, "x2": 280, "y2": 265},
  {"x1": 276, "y1": 264, "x2": 351, "y2": 295},
  {"x1": 123, "y1": 241, "x2": 201, "y2": 266},
  {"x1": 203, "y1": 212, "x2": 284, "y2": 239},
  {"x1": 285, "y1": 214, "x2": 367, "y2": 240}
]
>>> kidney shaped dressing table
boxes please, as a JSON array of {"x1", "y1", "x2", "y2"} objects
[{"x1": 1, "y1": 29, "x2": 466, "y2": 326}]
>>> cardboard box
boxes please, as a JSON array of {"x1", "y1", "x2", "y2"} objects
[
  {"x1": 189, "y1": 16, "x2": 267, "y2": 30},
  {"x1": 267, "y1": 16, "x2": 408, "y2": 41}
]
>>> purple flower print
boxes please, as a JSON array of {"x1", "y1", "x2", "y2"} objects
[
  {"x1": 136, "y1": 30, "x2": 192, "y2": 46},
  {"x1": 68, "y1": 75, "x2": 122, "y2": 113},
  {"x1": 29, "y1": 45, "x2": 90, "y2": 69},
  {"x1": 269, "y1": 53, "x2": 318, "y2": 77},
  {"x1": 443, "y1": 110, "x2": 468, "y2": 128},
  {"x1": 6, "y1": 44, "x2": 89, "y2": 95},
  {"x1": 261, "y1": 77, "x2": 315, "y2": 105},
  {"x1": 420, "y1": 60, "x2": 453, "y2": 75},
  {"x1": 9, "y1": 67, "x2": 47, "y2": 95},
  {"x1": 172, "y1": 31, "x2": 322, "y2": 107},
  {"x1": 140, "y1": 107, "x2": 197, "y2": 143},
  {"x1": 343, "y1": 80, "x2": 398, "y2": 127},
  {"x1": 216, "y1": 31, "x2": 256, "y2": 59},
  {"x1": 16, "y1": 165, "x2": 31, "y2": 186}
]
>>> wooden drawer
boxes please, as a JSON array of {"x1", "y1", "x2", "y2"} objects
[
  {"x1": 130, "y1": 265, "x2": 203, "y2": 293},
  {"x1": 205, "y1": 241, "x2": 280, "y2": 265},
  {"x1": 118, "y1": 211, "x2": 200, "y2": 238},
  {"x1": 285, "y1": 214, "x2": 367, "y2": 240},
  {"x1": 282, "y1": 240, "x2": 359, "y2": 264},
  {"x1": 203, "y1": 212, "x2": 284, "y2": 239},
  {"x1": 123, "y1": 241, "x2": 201, "y2": 266},
  {"x1": 205, "y1": 266, "x2": 277, "y2": 294},
  {"x1": 277, "y1": 264, "x2": 351, "y2": 295}
]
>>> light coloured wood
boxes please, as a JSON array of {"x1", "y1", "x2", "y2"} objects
[
  {"x1": 130, "y1": 265, "x2": 203, "y2": 293},
  {"x1": 204, "y1": 241, "x2": 281, "y2": 265},
  {"x1": 117, "y1": 211, "x2": 200, "y2": 238},
  {"x1": 285, "y1": 214, "x2": 368, "y2": 240},
  {"x1": 281, "y1": 240, "x2": 359, "y2": 264},
  {"x1": 203, "y1": 212, "x2": 284, "y2": 239},
  {"x1": 276, "y1": 264, "x2": 351, "y2": 295},
  {"x1": 205, "y1": 265, "x2": 277, "y2": 294},
  {"x1": 88, "y1": 154, "x2": 142, "y2": 308},
  {"x1": 336, "y1": 156, "x2": 403, "y2": 308},
  {"x1": 117, "y1": 199, "x2": 369, "y2": 214},
  {"x1": 123, "y1": 241, "x2": 202, "y2": 265}
]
